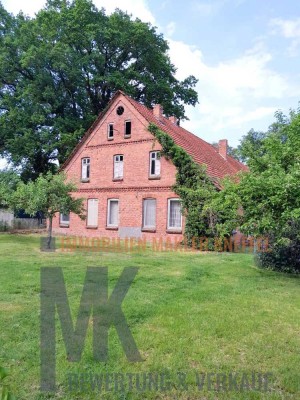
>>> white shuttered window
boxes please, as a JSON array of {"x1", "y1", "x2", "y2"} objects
[
  {"x1": 114, "y1": 155, "x2": 124, "y2": 179},
  {"x1": 149, "y1": 151, "x2": 161, "y2": 177},
  {"x1": 87, "y1": 199, "x2": 98, "y2": 227},
  {"x1": 108, "y1": 123, "x2": 114, "y2": 139},
  {"x1": 81, "y1": 158, "x2": 90, "y2": 180},
  {"x1": 60, "y1": 213, "x2": 70, "y2": 225},
  {"x1": 167, "y1": 199, "x2": 182, "y2": 230},
  {"x1": 143, "y1": 199, "x2": 156, "y2": 229},
  {"x1": 107, "y1": 199, "x2": 119, "y2": 227}
]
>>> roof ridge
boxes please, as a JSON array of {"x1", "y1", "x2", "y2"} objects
[
  {"x1": 61, "y1": 91, "x2": 248, "y2": 179},
  {"x1": 124, "y1": 94, "x2": 244, "y2": 176}
]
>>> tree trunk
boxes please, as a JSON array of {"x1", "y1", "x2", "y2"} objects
[{"x1": 47, "y1": 216, "x2": 53, "y2": 250}]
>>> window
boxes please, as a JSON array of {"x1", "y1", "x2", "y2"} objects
[
  {"x1": 143, "y1": 199, "x2": 156, "y2": 230},
  {"x1": 108, "y1": 123, "x2": 114, "y2": 139},
  {"x1": 124, "y1": 121, "x2": 131, "y2": 138},
  {"x1": 107, "y1": 199, "x2": 119, "y2": 227},
  {"x1": 81, "y1": 158, "x2": 90, "y2": 181},
  {"x1": 60, "y1": 213, "x2": 70, "y2": 226},
  {"x1": 117, "y1": 106, "x2": 124, "y2": 115},
  {"x1": 167, "y1": 199, "x2": 182, "y2": 230},
  {"x1": 87, "y1": 199, "x2": 98, "y2": 228},
  {"x1": 149, "y1": 151, "x2": 161, "y2": 177},
  {"x1": 113, "y1": 155, "x2": 124, "y2": 179}
]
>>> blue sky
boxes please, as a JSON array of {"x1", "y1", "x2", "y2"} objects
[{"x1": 1, "y1": 0, "x2": 300, "y2": 168}]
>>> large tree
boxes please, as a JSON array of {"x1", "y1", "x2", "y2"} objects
[{"x1": 0, "y1": 0, "x2": 198, "y2": 180}]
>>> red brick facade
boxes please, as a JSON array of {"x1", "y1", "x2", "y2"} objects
[{"x1": 53, "y1": 91, "x2": 246, "y2": 240}]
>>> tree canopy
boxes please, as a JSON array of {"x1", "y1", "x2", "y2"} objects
[
  {"x1": 0, "y1": 0, "x2": 198, "y2": 180},
  {"x1": 210, "y1": 109, "x2": 300, "y2": 235},
  {"x1": 0, "y1": 169, "x2": 20, "y2": 207},
  {"x1": 11, "y1": 172, "x2": 85, "y2": 247},
  {"x1": 206, "y1": 108, "x2": 300, "y2": 272}
]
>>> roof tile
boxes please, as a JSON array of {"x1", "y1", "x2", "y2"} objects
[
  {"x1": 62, "y1": 90, "x2": 248, "y2": 182},
  {"x1": 124, "y1": 93, "x2": 247, "y2": 180}
]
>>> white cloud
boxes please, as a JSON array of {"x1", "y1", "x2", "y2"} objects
[
  {"x1": 160, "y1": 1, "x2": 170, "y2": 10},
  {"x1": 193, "y1": 1, "x2": 225, "y2": 16},
  {"x1": 165, "y1": 21, "x2": 176, "y2": 37},
  {"x1": 270, "y1": 18, "x2": 300, "y2": 38},
  {"x1": 193, "y1": 0, "x2": 246, "y2": 16},
  {"x1": 270, "y1": 18, "x2": 300, "y2": 56},
  {"x1": 2, "y1": 0, "x2": 155, "y2": 23},
  {"x1": 0, "y1": 158, "x2": 8, "y2": 170},
  {"x1": 167, "y1": 39, "x2": 292, "y2": 144},
  {"x1": 2, "y1": 0, "x2": 46, "y2": 16},
  {"x1": 229, "y1": 107, "x2": 277, "y2": 126},
  {"x1": 93, "y1": 0, "x2": 155, "y2": 23}
]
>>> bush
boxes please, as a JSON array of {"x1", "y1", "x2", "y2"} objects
[
  {"x1": 0, "y1": 222, "x2": 9, "y2": 232},
  {"x1": 256, "y1": 221, "x2": 300, "y2": 274}
]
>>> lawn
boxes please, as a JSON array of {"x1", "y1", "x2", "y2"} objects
[{"x1": 0, "y1": 234, "x2": 299, "y2": 400}]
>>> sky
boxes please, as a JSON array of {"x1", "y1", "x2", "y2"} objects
[{"x1": 1, "y1": 0, "x2": 300, "y2": 168}]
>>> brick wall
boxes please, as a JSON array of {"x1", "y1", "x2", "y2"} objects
[{"x1": 52, "y1": 94, "x2": 184, "y2": 241}]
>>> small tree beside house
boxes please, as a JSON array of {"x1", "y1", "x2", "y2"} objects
[{"x1": 11, "y1": 173, "x2": 85, "y2": 249}]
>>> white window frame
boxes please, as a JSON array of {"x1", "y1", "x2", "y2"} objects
[
  {"x1": 87, "y1": 198, "x2": 99, "y2": 228},
  {"x1": 149, "y1": 151, "x2": 161, "y2": 177},
  {"x1": 60, "y1": 212, "x2": 70, "y2": 226},
  {"x1": 113, "y1": 154, "x2": 124, "y2": 179},
  {"x1": 142, "y1": 198, "x2": 156, "y2": 230},
  {"x1": 107, "y1": 199, "x2": 119, "y2": 228},
  {"x1": 167, "y1": 199, "x2": 182, "y2": 230},
  {"x1": 107, "y1": 123, "x2": 114, "y2": 140},
  {"x1": 81, "y1": 157, "x2": 90, "y2": 181},
  {"x1": 124, "y1": 120, "x2": 131, "y2": 138}
]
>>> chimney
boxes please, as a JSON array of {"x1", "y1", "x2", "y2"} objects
[
  {"x1": 218, "y1": 139, "x2": 228, "y2": 159},
  {"x1": 153, "y1": 104, "x2": 163, "y2": 120},
  {"x1": 168, "y1": 116, "x2": 178, "y2": 125}
]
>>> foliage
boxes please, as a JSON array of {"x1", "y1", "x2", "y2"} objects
[
  {"x1": 235, "y1": 129, "x2": 267, "y2": 165},
  {"x1": 0, "y1": 169, "x2": 20, "y2": 207},
  {"x1": 256, "y1": 220, "x2": 300, "y2": 274},
  {"x1": 149, "y1": 123, "x2": 217, "y2": 244},
  {"x1": 209, "y1": 108, "x2": 300, "y2": 272},
  {"x1": 0, "y1": 366, "x2": 15, "y2": 400},
  {"x1": 0, "y1": 0, "x2": 198, "y2": 180},
  {"x1": 202, "y1": 176, "x2": 242, "y2": 238},
  {"x1": 10, "y1": 172, "x2": 85, "y2": 247}
]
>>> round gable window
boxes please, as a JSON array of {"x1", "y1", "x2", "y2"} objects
[{"x1": 116, "y1": 106, "x2": 124, "y2": 116}]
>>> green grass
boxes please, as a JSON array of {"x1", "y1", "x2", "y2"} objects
[{"x1": 0, "y1": 234, "x2": 299, "y2": 399}]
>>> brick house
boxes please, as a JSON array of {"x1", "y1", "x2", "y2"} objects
[{"x1": 53, "y1": 91, "x2": 247, "y2": 240}]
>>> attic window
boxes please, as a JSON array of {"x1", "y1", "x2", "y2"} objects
[
  {"x1": 81, "y1": 157, "x2": 90, "y2": 181},
  {"x1": 124, "y1": 121, "x2": 131, "y2": 138},
  {"x1": 107, "y1": 123, "x2": 114, "y2": 140},
  {"x1": 117, "y1": 106, "x2": 124, "y2": 116}
]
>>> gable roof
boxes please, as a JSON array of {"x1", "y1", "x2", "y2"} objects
[
  {"x1": 61, "y1": 90, "x2": 248, "y2": 182},
  {"x1": 124, "y1": 94, "x2": 248, "y2": 181}
]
